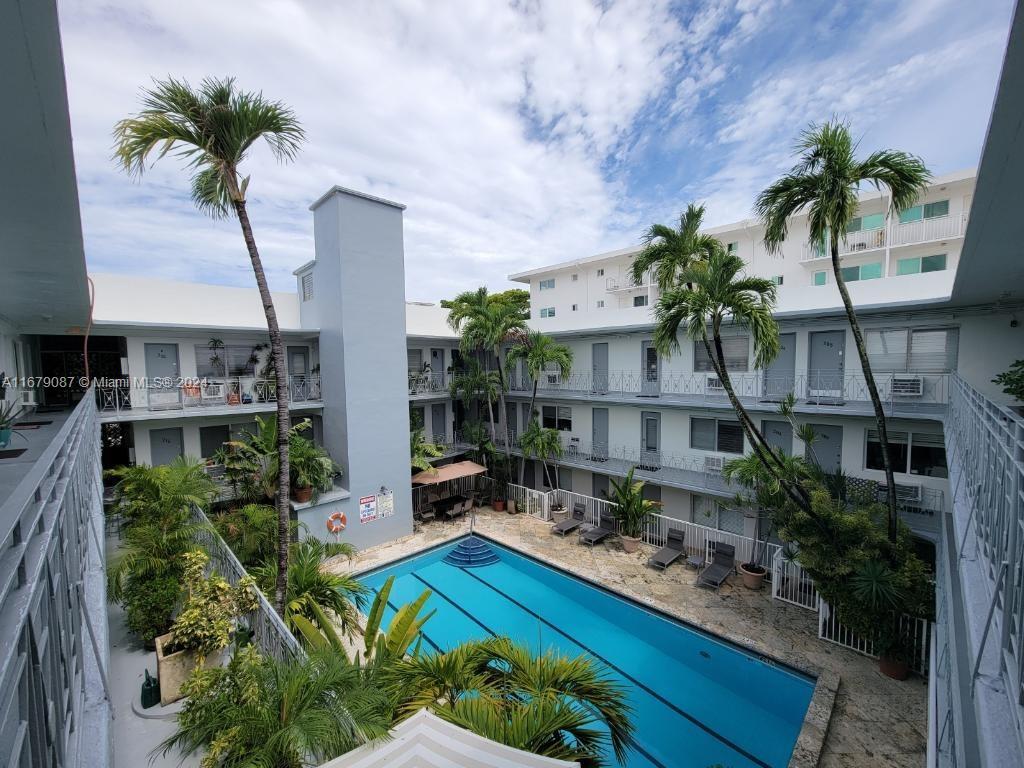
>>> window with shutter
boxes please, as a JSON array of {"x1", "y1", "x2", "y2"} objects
[
  {"x1": 694, "y1": 336, "x2": 749, "y2": 372},
  {"x1": 690, "y1": 418, "x2": 716, "y2": 450},
  {"x1": 866, "y1": 429, "x2": 910, "y2": 473},
  {"x1": 301, "y1": 272, "x2": 314, "y2": 301},
  {"x1": 717, "y1": 422, "x2": 744, "y2": 454},
  {"x1": 407, "y1": 349, "x2": 423, "y2": 373},
  {"x1": 908, "y1": 329, "x2": 958, "y2": 372},
  {"x1": 866, "y1": 330, "x2": 909, "y2": 372},
  {"x1": 910, "y1": 432, "x2": 947, "y2": 477}
]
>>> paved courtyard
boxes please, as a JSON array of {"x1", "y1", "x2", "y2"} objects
[{"x1": 334, "y1": 508, "x2": 928, "y2": 768}]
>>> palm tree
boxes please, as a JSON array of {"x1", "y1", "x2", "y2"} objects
[
  {"x1": 756, "y1": 120, "x2": 930, "y2": 542},
  {"x1": 507, "y1": 330, "x2": 573, "y2": 483},
  {"x1": 114, "y1": 77, "x2": 304, "y2": 615},
  {"x1": 630, "y1": 202, "x2": 721, "y2": 290},
  {"x1": 159, "y1": 647, "x2": 390, "y2": 767},
  {"x1": 385, "y1": 636, "x2": 633, "y2": 767},
  {"x1": 106, "y1": 456, "x2": 218, "y2": 524},
  {"x1": 448, "y1": 359, "x2": 501, "y2": 463},
  {"x1": 410, "y1": 426, "x2": 444, "y2": 473},
  {"x1": 108, "y1": 514, "x2": 211, "y2": 603},
  {"x1": 654, "y1": 248, "x2": 812, "y2": 514},
  {"x1": 520, "y1": 423, "x2": 564, "y2": 491}
]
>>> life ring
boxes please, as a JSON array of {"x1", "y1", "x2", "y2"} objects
[{"x1": 326, "y1": 511, "x2": 347, "y2": 534}]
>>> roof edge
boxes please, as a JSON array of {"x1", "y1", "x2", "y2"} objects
[{"x1": 309, "y1": 185, "x2": 406, "y2": 212}]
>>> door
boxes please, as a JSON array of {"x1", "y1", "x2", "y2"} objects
[
  {"x1": 149, "y1": 427, "x2": 183, "y2": 466},
  {"x1": 808, "y1": 331, "x2": 845, "y2": 402},
  {"x1": 524, "y1": 459, "x2": 536, "y2": 489},
  {"x1": 806, "y1": 424, "x2": 843, "y2": 474},
  {"x1": 505, "y1": 401, "x2": 517, "y2": 445},
  {"x1": 144, "y1": 343, "x2": 181, "y2": 409},
  {"x1": 199, "y1": 425, "x2": 229, "y2": 459},
  {"x1": 642, "y1": 483, "x2": 661, "y2": 504},
  {"x1": 762, "y1": 420, "x2": 793, "y2": 455},
  {"x1": 288, "y1": 346, "x2": 309, "y2": 400},
  {"x1": 521, "y1": 403, "x2": 532, "y2": 431},
  {"x1": 640, "y1": 411, "x2": 661, "y2": 470},
  {"x1": 430, "y1": 348, "x2": 445, "y2": 388},
  {"x1": 641, "y1": 340, "x2": 660, "y2": 396},
  {"x1": 592, "y1": 407, "x2": 609, "y2": 460},
  {"x1": 592, "y1": 473, "x2": 610, "y2": 501},
  {"x1": 591, "y1": 342, "x2": 609, "y2": 394},
  {"x1": 763, "y1": 333, "x2": 796, "y2": 401},
  {"x1": 431, "y1": 403, "x2": 446, "y2": 443}
]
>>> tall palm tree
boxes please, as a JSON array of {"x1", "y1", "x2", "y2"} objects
[
  {"x1": 654, "y1": 248, "x2": 812, "y2": 514},
  {"x1": 507, "y1": 330, "x2": 573, "y2": 483},
  {"x1": 385, "y1": 636, "x2": 633, "y2": 767},
  {"x1": 448, "y1": 358, "x2": 501, "y2": 459},
  {"x1": 630, "y1": 202, "x2": 720, "y2": 290},
  {"x1": 114, "y1": 77, "x2": 304, "y2": 614},
  {"x1": 756, "y1": 120, "x2": 930, "y2": 542},
  {"x1": 520, "y1": 423, "x2": 565, "y2": 490}
]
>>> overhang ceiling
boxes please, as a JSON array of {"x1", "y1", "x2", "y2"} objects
[
  {"x1": 0, "y1": 0, "x2": 90, "y2": 331},
  {"x1": 952, "y1": 3, "x2": 1024, "y2": 306}
]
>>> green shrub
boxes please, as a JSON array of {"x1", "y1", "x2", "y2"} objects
[
  {"x1": 124, "y1": 574, "x2": 181, "y2": 648},
  {"x1": 993, "y1": 359, "x2": 1024, "y2": 402}
]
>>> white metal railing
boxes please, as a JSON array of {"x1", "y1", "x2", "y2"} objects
[
  {"x1": 801, "y1": 226, "x2": 887, "y2": 261},
  {"x1": 818, "y1": 599, "x2": 931, "y2": 675},
  {"x1": 891, "y1": 213, "x2": 967, "y2": 247},
  {"x1": 0, "y1": 392, "x2": 109, "y2": 767},
  {"x1": 408, "y1": 371, "x2": 446, "y2": 395},
  {"x1": 96, "y1": 373, "x2": 322, "y2": 414},
  {"x1": 548, "y1": 488, "x2": 617, "y2": 527},
  {"x1": 772, "y1": 548, "x2": 820, "y2": 610},
  {"x1": 641, "y1": 512, "x2": 781, "y2": 569},
  {"x1": 508, "y1": 483, "x2": 550, "y2": 521}
]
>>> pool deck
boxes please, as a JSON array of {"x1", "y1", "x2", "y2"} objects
[{"x1": 333, "y1": 508, "x2": 927, "y2": 768}]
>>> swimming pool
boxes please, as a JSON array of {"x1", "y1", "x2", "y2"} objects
[{"x1": 359, "y1": 535, "x2": 814, "y2": 768}]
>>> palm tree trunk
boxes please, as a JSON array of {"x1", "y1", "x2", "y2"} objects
[
  {"x1": 829, "y1": 238, "x2": 898, "y2": 542},
  {"x1": 495, "y1": 351, "x2": 513, "y2": 464},
  {"x1": 519, "y1": 376, "x2": 540, "y2": 485},
  {"x1": 233, "y1": 199, "x2": 291, "y2": 616}
]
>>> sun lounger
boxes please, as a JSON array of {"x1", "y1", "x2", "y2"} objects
[
  {"x1": 551, "y1": 504, "x2": 587, "y2": 536},
  {"x1": 648, "y1": 528, "x2": 685, "y2": 570},
  {"x1": 696, "y1": 543, "x2": 735, "y2": 590},
  {"x1": 579, "y1": 512, "x2": 616, "y2": 546}
]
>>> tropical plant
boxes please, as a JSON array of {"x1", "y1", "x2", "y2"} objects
[
  {"x1": 360, "y1": 575, "x2": 435, "y2": 666},
  {"x1": 449, "y1": 358, "x2": 502, "y2": 453},
  {"x1": 123, "y1": 573, "x2": 181, "y2": 648},
  {"x1": 107, "y1": 512, "x2": 212, "y2": 603},
  {"x1": 409, "y1": 409, "x2": 444, "y2": 472},
  {"x1": 458, "y1": 420, "x2": 498, "y2": 472},
  {"x1": 289, "y1": 434, "x2": 339, "y2": 500},
  {"x1": 255, "y1": 538, "x2": 366, "y2": 651},
  {"x1": 756, "y1": 120, "x2": 930, "y2": 542},
  {"x1": 106, "y1": 457, "x2": 218, "y2": 525},
  {"x1": 608, "y1": 467, "x2": 657, "y2": 539},
  {"x1": 159, "y1": 645, "x2": 391, "y2": 768},
  {"x1": 114, "y1": 76, "x2": 305, "y2": 615},
  {"x1": 507, "y1": 330, "x2": 573, "y2": 483},
  {"x1": 212, "y1": 503, "x2": 280, "y2": 568},
  {"x1": 993, "y1": 359, "x2": 1024, "y2": 402},
  {"x1": 519, "y1": 422, "x2": 564, "y2": 491},
  {"x1": 207, "y1": 337, "x2": 225, "y2": 377},
  {"x1": 384, "y1": 635, "x2": 633, "y2": 767},
  {"x1": 630, "y1": 202, "x2": 721, "y2": 290}
]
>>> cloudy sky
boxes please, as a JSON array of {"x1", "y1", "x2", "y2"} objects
[{"x1": 58, "y1": 0, "x2": 1015, "y2": 302}]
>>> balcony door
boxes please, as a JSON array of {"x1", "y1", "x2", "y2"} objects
[
  {"x1": 591, "y1": 342, "x2": 609, "y2": 394},
  {"x1": 807, "y1": 330, "x2": 845, "y2": 402},
  {"x1": 288, "y1": 346, "x2": 308, "y2": 400},
  {"x1": 641, "y1": 340, "x2": 660, "y2": 397},
  {"x1": 640, "y1": 411, "x2": 660, "y2": 470},
  {"x1": 150, "y1": 427, "x2": 183, "y2": 466},
  {"x1": 806, "y1": 424, "x2": 842, "y2": 474},
  {"x1": 144, "y1": 343, "x2": 180, "y2": 409},
  {"x1": 591, "y1": 407, "x2": 609, "y2": 460},
  {"x1": 763, "y1": 333, "x2": 796, "y2": 401},
  {"x1": 431, "y1": 403, "x2": 446, "y2": 443}
]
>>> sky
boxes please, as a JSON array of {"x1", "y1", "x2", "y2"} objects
[{"x1": 58, "y1": 0, "x2": 1016, "y2": 302}]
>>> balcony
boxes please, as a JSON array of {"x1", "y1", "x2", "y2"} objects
[
  {"x1": 408, "y1": 371, "x2": 448, "y2": 398},
  {"x1": 509, "y1": 370, "x2": 950, "y2": 419},
  {"x1": 800, "y1": 214, "x2": 967, "y2": 262},
  {"x1": 605, "y1": 276, "x2": 653, "y2": 293},
  {"x1": 95, "y1": 374, "x2": 322, "y2": 420}
]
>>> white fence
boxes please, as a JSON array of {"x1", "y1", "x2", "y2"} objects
[
  {"x1": 771, "y1": 548, "x2": 820, "y2": 610},
  {"x1": 548, "y1": 488, "x2": 617, "y2": 527},
  {"x1": 508, "y1": 483, "x2": 550, "y2": 521},
  {"x1": 818, "y1": 599, "x2": 931, "y2": 675}
]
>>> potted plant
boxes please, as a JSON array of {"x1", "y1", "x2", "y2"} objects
[
  {"x1": 155, "y1": 551, "x2": 259, "y2": 705},
  {"x1": 609, "y1": 468, "x2": 656, "y2": 554},
  {"x1": 289, "y1": 434, "x2": 339, "y2": 503},
  {"x1": 737, "y1": 508, "x2": 774, "y2": 590},
  {"x1": 0, "y1": 401, "x2": 23, "y2": 448},
  {"x1": 207, "y1": 337, "x2": 226, "y2": 377}
]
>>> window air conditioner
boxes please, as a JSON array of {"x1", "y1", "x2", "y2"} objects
[
  {"x1": 706, "y1": 375, "x2": 726, "y2": 393},
  {"x1": 891, "y1": 374, "x2": 924, "y2": 397},
  {"x1": 704, "y1": 455, "x2": 724, "y2": 473}
]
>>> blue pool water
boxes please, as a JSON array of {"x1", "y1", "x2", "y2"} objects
[{"x1": 360, "y1": 536, "x2": 814, "y2": 768}]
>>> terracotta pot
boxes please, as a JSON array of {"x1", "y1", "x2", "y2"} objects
[
  {"x1": 738, "y1": 562, "x2": 766, "y2": 590},
  {"x1": 292, "y1": 485, "x2": 313, "y2": 503},
  {"x1": 493, "y1": 499, "x2": 506, "y2": 512},
  {"x1": 620, "y1": 535, "x2": 641, "y2": 553},
  {"x1": 878, "y1": 655, "x2": 910, "y2": 681}
]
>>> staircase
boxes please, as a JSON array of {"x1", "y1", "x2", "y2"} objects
[{"x1": 443, "y1": 536, "x2": 500, "y2": 567}]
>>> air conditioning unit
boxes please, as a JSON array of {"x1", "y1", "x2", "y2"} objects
[
  {"x1": 706, "y1": 375, "x2": 726, "y2": 393},
  {"x1": 704, "y1": 455, "x2": 724, "y2": 473},
  {"x1": 544, "y1": 372, "x2": 561, "y2": 386},
  {"x1": 891, "y1": 374, "x2": 924, "y2": 397}
]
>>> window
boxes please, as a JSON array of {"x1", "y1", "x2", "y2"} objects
[
  {"x1": 540, "y1": 307, "x2": 556, "y2": 318},
  {"x1": 770, "y1": 275, "x2": 784, "y2": 286},
  {"x1": 866, "y1": 429, "x2": 946, "y2": 476},
  {"x1": 846, "y1": 213, "x2": 885, "y2": 232},
  {"x1": 899, "y1": 199, "x2": 949, "y2": 223},
  {"x1": 726, "y1": 242, "x2": 738, "y2": 254},
  {"x1": 865, "y1": 327, "x2": 958, "y2": 372},
  {"x1": 596, "y1": 300, "x2": 605, "y2": 308},
  {"x1": 571, "y1": 303, "x2": 578, "y2": 312},
  {"x1": 195, "y1": 344, "x2": 260, "y2": 378},
  {"x1": 694, "y1": 335, "x2": 748, "y2": 372},
  {"x1": 542, "y1": 405, "x2": 571, "y2": 431},
  {"x1": 840, "y1": 262, "x2": 882, "y2": 282},
  {"x1": 690, "y1": 417, "x2": 744, "y2": 454},
  {"x1": 539, "y1": 279, "x2": 555, "y2": 290},
  {"x1": 897, "y1": 254, "x2": 947, "y2": 275},
  {"x1": 813, "y1": 271, "x2": 827, "y2": 286},
  {"x1": 407, "y1": 349, "x2": 423, "y2": 373},
  {"x1": 597, "y1": 268, "x2": 605, "y2": 277},
  {"x1": 633, "y1": 294, "x2": 648, "y2": 307},
  {"x1": 301, "y1": 272, "x2": 314, "y2": 301},
  {"x1": 571, "y1": 273, "x2": 578, "y2": 282}
]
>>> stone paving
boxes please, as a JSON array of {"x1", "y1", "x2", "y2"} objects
[{"x1": 333, "y1": 508, "x2": 928, "y2": 768}]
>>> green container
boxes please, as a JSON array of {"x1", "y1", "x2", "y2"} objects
[{"x1": 141, "y1": 669, "x2": 160, "y2": 709}]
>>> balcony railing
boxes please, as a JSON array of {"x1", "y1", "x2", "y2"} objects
[
  {"x1": 799, "y1": 214, "x2": 967, "y2": 261},
  {"x1": 407, "y1": 371, "x2": 447, "y2": 396},
  {"x1": 0, "y1": 393, "x2": 109, "y2": 767},
  {"x1": 510, "y1": 369, "x2": 949, "y2": 415},
  {"x1": 96, "y1": 374, "x2": 322, "y2": 415}
]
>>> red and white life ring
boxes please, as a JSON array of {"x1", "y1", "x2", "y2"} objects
[{"x1": 326, "y1": 511, "x2": 347, "y2": 534}]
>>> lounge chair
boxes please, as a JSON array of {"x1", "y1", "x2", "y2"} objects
[
  {"x1": 551, "y1": 504, "x2": 587, "y2": 536},
  {"x1": 696, "y1": 543, "x2": 735, "y2": 591},
  {"x1": 443, "y1": 498, "x2": 467, "y2": 523},
  {"x1": 648, "y1": 528, "x2": 685, "y2": 570},
  {"x1": 579, "y1": 512, "x2": 616, "y2": 547}
]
